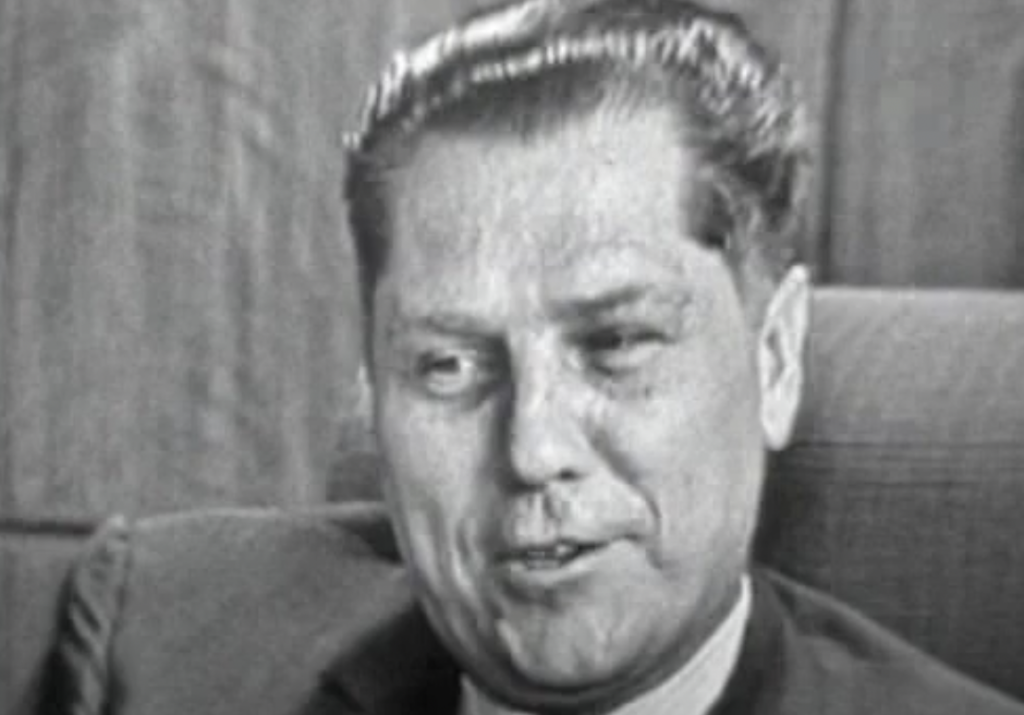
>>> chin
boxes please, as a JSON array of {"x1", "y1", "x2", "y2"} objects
[
  {"x1": 474, "y1": 654, "x2": 638, "y2": 715},
  {"x1": 512, "y1": 652, "x2": 614, "y2": 687},
  {"x1": 494, "y1": 621, "x2": 643, "y2": 691}
]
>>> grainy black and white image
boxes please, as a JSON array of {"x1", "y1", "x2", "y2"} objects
[{"x1": 2, "y1": 1, "x2": 1024, "y2": 714}]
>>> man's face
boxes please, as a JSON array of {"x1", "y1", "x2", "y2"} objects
[{"x1": 370, "y1": 107, "x2": 805, "y2": 710}]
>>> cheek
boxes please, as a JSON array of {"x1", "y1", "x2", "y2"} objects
[
  {"x1": 375, "y1": 394, "x2": 493, "y2": 593},
  {"x1": 596, "y1": 341, "x2": 764, "y2": 557}
]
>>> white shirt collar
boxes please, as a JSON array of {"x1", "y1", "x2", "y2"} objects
[{"x1": 460, "y1": 576, "x2": 751, "y2": 715}]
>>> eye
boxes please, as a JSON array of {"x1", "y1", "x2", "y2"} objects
[
  {"x1": 412, "y1": 348, "x2": 495, "y2": 398},
  {"x1": 579, "y1": 326, "x2": 665, "y2": 373}
]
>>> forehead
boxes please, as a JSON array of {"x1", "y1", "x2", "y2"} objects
[{"x1": 381, "y1": 108, "x2": 706, "y2": 317}]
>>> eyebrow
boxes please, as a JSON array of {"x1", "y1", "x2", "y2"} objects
[
  {"x1": 383, "y1": 284, "x2": 692, "y2": 341},
  {"x1": 385, "y1": 311, "x2": 497, "y2": 341},
  {"x1": 550, "y1": 284, "x2": 692, "y2": 321}
]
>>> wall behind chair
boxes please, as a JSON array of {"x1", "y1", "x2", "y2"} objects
[
  {"x1": 0, "y1": 0, "x2": 467, "y2": 707},
  {"x1": 2, "y1": 0, "x2": 1024, "y2": 710}
]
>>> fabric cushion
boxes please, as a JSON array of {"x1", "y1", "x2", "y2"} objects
[{"x1": 757, "y1": 288, "x2": 1024, "y2": 700}]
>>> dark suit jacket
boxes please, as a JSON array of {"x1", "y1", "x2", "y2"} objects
[{"x1": 36, "y1": 503, "x2": 1024, "y2": 715}]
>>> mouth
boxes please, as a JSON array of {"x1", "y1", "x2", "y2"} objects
[
  {"x1": 507, "y1": 541, "x2": 605, "y2": 570},
  {"x1": 494, "y1": 539, "x2": 615, "y2": 593}
]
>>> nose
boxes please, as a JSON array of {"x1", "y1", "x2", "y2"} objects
[{"x1": 503, "y1": 358, "x2": 590, "y2": 488}]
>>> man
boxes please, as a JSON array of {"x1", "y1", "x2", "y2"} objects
[
  {"x1": 36, "y1": 1, "x2": 1024, "y2": 714},
  {"x1": 347, "y1": 1, "x2": 809, "y2": 713}
]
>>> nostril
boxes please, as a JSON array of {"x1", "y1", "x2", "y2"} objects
[
  {"x1": 555, "y1": 467, "x2": 581, "y2": 482},
  {"x1": 505, "y1": 464, "x2": 582, "y2": 489}
]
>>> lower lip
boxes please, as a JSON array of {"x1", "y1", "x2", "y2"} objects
[{"x1": 494, "y1": 542, "x2": 617, "y2": 594}]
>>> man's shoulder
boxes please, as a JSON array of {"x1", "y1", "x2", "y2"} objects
[{"x1": 758, "y1": 569, "x2": 1024, "y2": 715}]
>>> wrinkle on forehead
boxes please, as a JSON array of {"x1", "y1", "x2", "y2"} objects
[{"x1": 379, "y1": 106, "x2": 703, "y2": 329}]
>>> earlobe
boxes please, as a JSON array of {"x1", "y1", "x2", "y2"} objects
[{"x1": 757, "y1": 265, "x2": 811, "y2": 450}]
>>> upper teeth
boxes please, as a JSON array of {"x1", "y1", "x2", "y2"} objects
[{"x1": 522, "y1": 543, "x2": 579, "y2": 562}]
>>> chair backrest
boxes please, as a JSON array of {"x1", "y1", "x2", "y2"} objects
[
  {"x1": 330, "y1": 287, "x2": 1024, "y2": 701},
  {"x1": 757, "y1": 288, "x2": 1024, "y2": 700}
]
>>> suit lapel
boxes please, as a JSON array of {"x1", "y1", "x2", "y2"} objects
[
  {"x1": 319, "y1": 600, "x2": 461, "y2": 715},
  {"x1": 710, "y1": 570, "x2": 788, "y2": 715}
]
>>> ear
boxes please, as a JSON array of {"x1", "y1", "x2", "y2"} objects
[
  {"x1": 354, "y1": 362, "x2": 374, "y2": 426},
  {"x1": 757, "y1": 265, "x2": 811, "y2": 451}
]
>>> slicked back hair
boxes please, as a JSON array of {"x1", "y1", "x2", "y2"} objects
[{"x1": 345, "y1": 0, "x2": 812, "y2": 318}]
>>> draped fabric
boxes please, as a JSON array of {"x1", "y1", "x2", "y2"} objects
[{"x1": 5, "y1": 0, "x2": 1024, "y2": 710}]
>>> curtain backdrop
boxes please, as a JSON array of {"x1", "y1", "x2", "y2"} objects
[{"x1": 3, "y1": 0, "x2": 1024, "y2": 710}]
